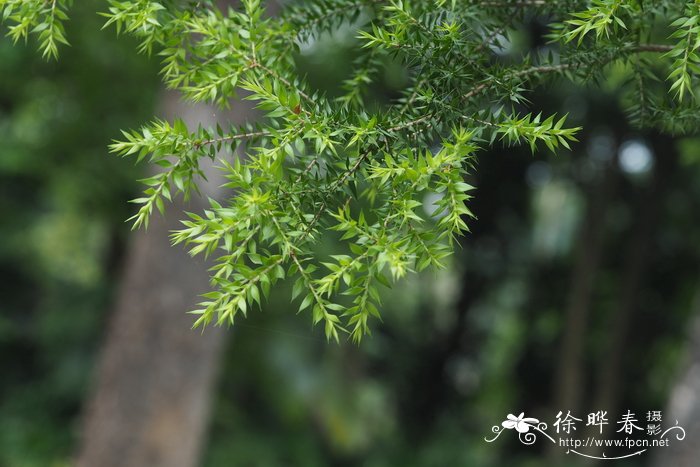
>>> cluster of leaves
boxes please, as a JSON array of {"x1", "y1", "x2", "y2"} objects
[
  {"x1": 5, "y1": 0, "x2": 700, "y2": 341},
  {"x1": 666, "y1": 2, "x2": 700, "y2": 101},
  {"x1": 560, "y1": 0, "x2": 630, "y2": 44},
  {"x1": 0, "y1": 0, "x2": 71, "y2": 59},
  {"x1": 549, "y1": 0, "x2": 700, "y2": 128}
]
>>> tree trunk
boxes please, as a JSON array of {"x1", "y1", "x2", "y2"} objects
[
  {"x1": 553, "y1": 157, "x2": 618, "y2": 414},
  {"x1": 651, "y1": 288, "x2": 700, "y2": 467},
  {"x1": 591, "y1": 136, "x2": 675, "y2": 427},
  {"x1": 583, "y1": 137, "x2": 676, "y2": 457},
  {"x1": 75, "y1": 97, "x2": 231, "y2": 467}
]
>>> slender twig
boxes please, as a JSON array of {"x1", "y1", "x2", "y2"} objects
[{"x1": 194, "y1": 130, "x2": 271, "y2": 149}]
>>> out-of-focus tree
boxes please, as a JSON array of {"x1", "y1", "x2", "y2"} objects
[
  {"x1": 0, "y1": 2, "x2": 158, "y2": 465},
  {"x1": 75, "y1": 98, "x2": 229, "y2": 467},
  {"x1": 653, "y1": 305, "x2": 700, "y2": 467}
]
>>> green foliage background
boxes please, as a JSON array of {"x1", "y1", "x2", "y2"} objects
[
  {"x1": 2, "y1": 1, "x2": 700, "y2": 466},
  {"x1": 0, "y1": 2, "x2": 158, "y2": 464}
]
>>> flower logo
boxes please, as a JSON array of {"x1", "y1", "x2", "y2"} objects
[{"x1": 502, "y1": 413, "x2": 540, "y2": 433}]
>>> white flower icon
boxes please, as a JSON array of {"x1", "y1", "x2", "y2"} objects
[{"x1": 502, "y1": 413, "x2": 539, "y2": 433}]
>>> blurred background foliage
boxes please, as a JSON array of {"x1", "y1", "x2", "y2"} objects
[
  {"x1": 2, "y1": 3, "x2": 700, "y2": 467},
  {"x1": 0, "y1": 2, "x2": 159, "y2": 464}
]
